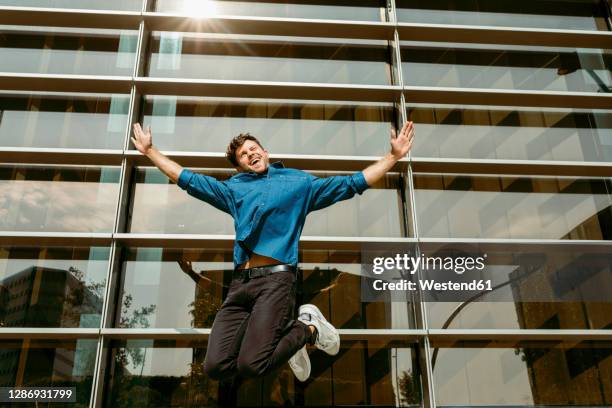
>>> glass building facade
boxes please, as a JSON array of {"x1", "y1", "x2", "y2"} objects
[{"x1": 0, "y1": 1, "x2": 610, "y2": 407}]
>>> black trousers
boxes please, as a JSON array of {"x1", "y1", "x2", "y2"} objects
[{"x1": 203, "y1": 270, "x2": 312, "y2": 380}]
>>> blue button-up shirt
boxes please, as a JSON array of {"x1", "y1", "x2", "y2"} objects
[{"x1": 177, "y1": 162, "x2": 370, "y2": 267}]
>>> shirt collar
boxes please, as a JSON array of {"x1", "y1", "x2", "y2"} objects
[{"x1": 232, "y1": 161, "x2": 284, "y2": 179}]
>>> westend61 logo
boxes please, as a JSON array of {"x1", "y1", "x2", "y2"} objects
[{"x1": 372, "y1": 253, "x2": 487, "y2": 275}]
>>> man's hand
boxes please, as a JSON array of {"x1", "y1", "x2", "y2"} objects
[
  {"x1": 178, "y1": 260, "x2": 193, "y2": 274},
  {"x1": 131, "y1": 123, "x2": 183, "y2": 183},
  {"x1": 390, "y1": 121, "x2": 415, "y2": 160},
  {"x1": 362, "y1": 121, "x2": 416, "y2": 186},
  {"x1": 132, "y1": 123, "x2": 153, "y2": 155}
]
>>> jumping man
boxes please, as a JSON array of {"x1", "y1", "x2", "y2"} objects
[{"x1": 131, "y1": 121, "x2": 415, "y2": 382}]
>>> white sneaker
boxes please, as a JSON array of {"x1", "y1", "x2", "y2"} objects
[
  {"x1": 288, "y1": 345, "x2": 310, "y2": 382},
  {"x1": 298, "y1": 304, "x2": 340, "y2": 356}
]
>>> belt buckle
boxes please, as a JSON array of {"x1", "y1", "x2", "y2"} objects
[
  {"x1": 234, "y1": 269, "x2": 247, "y2": 283},
  {"x1": 243, "y1": 268, "x2": 257, "y2": 282}
]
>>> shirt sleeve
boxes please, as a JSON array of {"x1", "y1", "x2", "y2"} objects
[
  {"x1": 177, "y1": 168, "x2": 233, "y2": 214},
  {"x1": 307, "y1": 171, "x2": 370, "y2": 213}
]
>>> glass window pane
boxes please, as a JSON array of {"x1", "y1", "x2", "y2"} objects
[
  {"x1": 0, "y1": 166, "x2": 121, "y2": 233},
  {"x1": 140, "y1": 96, "x2": 394, "y2": 156},
  {"x1": 147, "y1": 33, "x2": 392, "y2": 85},
  {"x1": 0, "y1": 26, "x2": 138, "y2": 76},
  {"x1": 104, "y1": 339, "x2": 420, "y2": 407},
  {"x1": 0, "y1": 339, "x2": 97, "y2": 407},
  {"x1": 129, "y1": 168, "x2": 404, "y2": 237},
  {"x1": 0, "y1": 92, "x2": 130, "y2": 149},
  {"x1": 413, "y1": 174, "x2": 612, "y2": 239},
  {"x1": 421, "y1": 242, "x2": 612, "y2": 329},
  {"x1": 433, "y1": 341, "x2": 612, "y2": 407},
  {"x1": 408, "y1": 104, "x2": 612, "y2": 162},
  {"x1": 153, "y1": 0, "x2": 386, "y2": 21},
  {"x1": 401, "y1": 42, "x2": 612, "y2": 93},
  {"x1": 396, "y1": 0, "x2": 609, "y2": 31},
  {"x1": 0, "y1": 246, "x2": 109, "y2": 328},
  {"x1": 0, "y1": 0, "x2": 143, "y2": 11},
  {"x1": 116, "y1": 248, "x2": 416, "y2": 329}
]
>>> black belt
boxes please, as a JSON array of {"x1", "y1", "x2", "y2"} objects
[{"x1": 233, "y1": 264, "x2": 295, "y2": 281}]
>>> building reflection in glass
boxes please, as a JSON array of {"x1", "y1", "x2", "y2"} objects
[
  {"x1": 413, "y1": 174, "x2": 612, "y2": 240},
  {"x1": 401, "y1": 42, "x2": 611, "y2": 93},
  {"x1": 0, "y1": 166, "x2": 121, "y2": 233},
  {"x1": 407, "y1": 105, "x2": 612, "y2": 162},
  {"x1": 0, "y1": 339, "x2": 97, "y2": 407},
  {"x1": 432, "y1": 340, "x2": 612, "y2": 406},
  {"x1": 0, "y1": 92, "x2": 130, "y2": 150},
  {"x1": 0, "y1": 247, "x2": 109, "y2": 328},
  {"x1": 104, "y1": 339, "x2": 420, "y2": 407},
  {"x1": 117, "y1": 248, "x2": 416, "y2": 330}
]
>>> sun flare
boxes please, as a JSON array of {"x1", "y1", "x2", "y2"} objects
[{"x1": 182, "y1": 0, "x2": 218, "y2": 18}]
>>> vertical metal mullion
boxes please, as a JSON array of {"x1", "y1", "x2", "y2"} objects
[
  {"x1": 89, "y1": 2, "x2": 149, "y2": 404},
  {"x1": 389, "y1": 0, "x2": 435, "y2": 407},
  {"x1": 391, "y1": 0, "x2": 436, "y2": 405}
]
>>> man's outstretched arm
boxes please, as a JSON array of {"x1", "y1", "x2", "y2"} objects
[
  {"x1": 307, "y1": 121, "x2": 415, "y2": 212},
  {"x1": 132, "y1": 123, "x2": 183, "y2": 183},
  {"x1": 131, "y1": 123, "x2": 233, "y2": 214},
  {"x1": 362, "y1": 121, "x2": 415, "y2": 186}
]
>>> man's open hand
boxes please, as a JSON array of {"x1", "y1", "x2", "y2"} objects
[
  {"x1": 131, "y1": 123, "x2": 153, "y2": 155},
  {"x1": 390, "y1": 121, "x2": 415, "y2": 160}
]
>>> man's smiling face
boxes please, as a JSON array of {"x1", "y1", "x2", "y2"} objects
[{"x1": 235, "y1": 139, "x2": 270, "y2": 174}]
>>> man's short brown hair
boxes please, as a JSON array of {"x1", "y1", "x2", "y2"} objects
[{"x1": 226, "y1": 133, "x2": 264, "y2": 167}]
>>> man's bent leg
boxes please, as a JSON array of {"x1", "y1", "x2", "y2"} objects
[
  {"x1": 236, "y1": 272, "x2": 312, "y2": 378},
  {"x1": 204, "y1": 290, "x2": 250, "y2": 380}
]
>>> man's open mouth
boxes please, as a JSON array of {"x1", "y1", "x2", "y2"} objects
[{"x1": 250, "y1": 158, "x2": 261, "y2": 166}]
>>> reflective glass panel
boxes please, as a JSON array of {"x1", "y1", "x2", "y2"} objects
[
  {"x1": 104, "y1": 339, "x2": 420, "y2": 407},
  {"x1": 0, "y1": 166, "x2": 121, "y2": 233},
  {"x1": 0, "y1": 339, "x2": 97, "y2": 407},
  {"x1": 421, "y1": 242, "x2": 612, "y2": 329},
  {"x1": 433, "y1": 341, "x2": 612, "y2": 407},
  {"x1": 147, "y1": 33, "x2": 392, "y2": 85},
  {"x1": 413, "y1": 174, "x2": 612, "y2": 239},
  {"x1": 408, "y1": 104, "x2": 612, "y2": 162},
  {"x1": 153, "y1": 0, "x2": 386, "y2": 21},
  {"x1": 0, "y1": 246, "x2": 109, "y2": 328},
  {"x1": 140, "y1": 96, "x2": 394, "y2": 156},
  {"x1": 0, "y1": 0, "x2": 143, "y2": 11},
  {"x1": 396, "y1": 0, "x2": 609, "y2": 31},
  {"x1": 116, "y1": 248, "x2": 416, "y2": 329},
  {"x1": 129, "y1": 168, "x2": 404, "y2": 237},
  {"x1": 0, "y1": 92, "x2": 130, "y2": 149},
  {"x1": 401, "y1": 42, "x2": 611, "y2": 93},
  {"x1": 0, "y1": 26, "x2": 138, "y2": 76}
]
